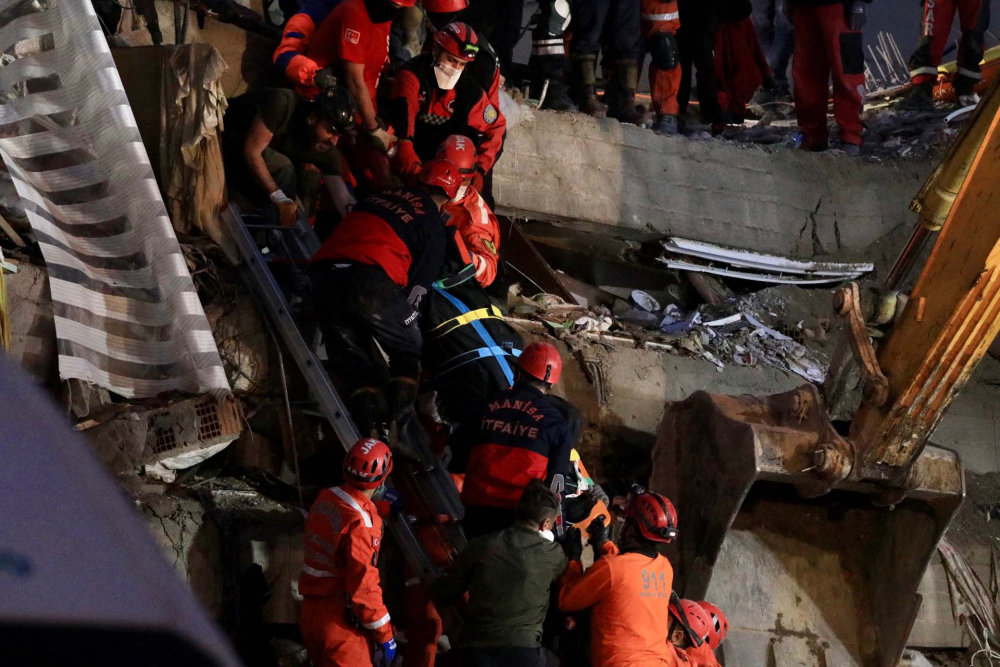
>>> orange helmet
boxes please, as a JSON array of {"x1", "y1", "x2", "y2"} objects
[
  {"x1": 435, "y1": 134, "x2": 477, "y2": 176},
  {"x1": 433, "y1": 22, "x2": 480, "y2": 62},
  {"x1": 423, "y1": 0, "x2": 468, "y2": 12},
  {"x1": 343, "y1": 438, "x2": 393, "y2": 489},
  {"x1": 625, "y1": 492, "x2": 678, "y2": 543},
  {"x1": 518, "y1": 341, "x2": 562, "y2": 384},
  {"x1": 418, "y1": 158, "x2": 463, "y2": 199},
  {"x1": 669, "y1": 598, "x2": 713, "y2": 648},
  {"x1": 698, "y1": 601, "x2": 729, "y2": 650}
]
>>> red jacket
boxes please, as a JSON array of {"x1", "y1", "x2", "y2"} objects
[
  {"x1": 444, "y1": 188, "x2": 500, "y2": 287},
  {"x1": 300, "y1": 485, "x2": 394, "y2": 644},
  {"x1": 387, "y1": 54, "x2": 506, "y2": 175}
]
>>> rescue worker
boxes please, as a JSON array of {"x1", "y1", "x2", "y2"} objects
[
  {"x1": 387, "y1": 22, "x2": 506, "y2": 193},
  {"x1": 713, "y1": 1, "x2": 772, "y2": 124},
  {"x1": 528, "y1": 0, "x2": 576, "y2": 110},
  {"x1": 668, "y1": 600, "x2": 717, "y2": 666},
  {"x1": 450, "y1": 341, "x2": 582, "y2": 538},
  {"x1": 570, "y1": 0, "x2": 644, "y2": 122},
  {"x1": 299, "y1": 438, "x2": 397, "y2": 667},
  {"x1": 558, "y1": 492, "x2": 680, "y2": 667},
  {"x1": 902, "y1": 0, "x2": 984, "y2": 109},
  {"x1": 223, "y1": 85, "x2": 357, "y2": 224},
  {"x1": 424, "y1": 0, "x2": 502, "y2": 107},
  {"x1": 273, "y1": 0, "x2": 415, "y2": 151},
  {"x1": 309, "y1": 157, "x2": 467, "y2": 437},
  {"x1": 429, "y1": 479, "x2": 567, "y2": 667},
  {"x1": 641, "y1": 0, "x2": 683, "y2": 134},
  {"x1": 676, "y1": 0, "x2": 726, "y2": 130},
  {"x1": 787, "y1": 0, "x2": 869, "y2": 154}
]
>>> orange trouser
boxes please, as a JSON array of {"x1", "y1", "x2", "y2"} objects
[
  {"x1": 300, "y1": 597, "x2": 374, "y2": 667},
  {"x1": 650, "y1": 65, "x2": 682, "y2": 115},
  {"x1": 400, "y1": 580, "x2": 443, "y2": 667}
]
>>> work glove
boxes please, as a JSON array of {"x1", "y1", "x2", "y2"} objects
[
  {"x1": 378, "y1": 638, "x2": 397, "y2": 667},
  {"x1": 269, "y1": 189, "x2": 299, "y2": 227},
  {"x1": 560, "y1": 526, "x2": 583, "y2": 562},
  {"x1": 847, "y1": 1, "x2": 866, "y2": 30},
  {"x1": 391, "y1": 140, "x2": 423, "y2": 184},
  {"x1": 588, "y1": 484, "x2": 610, "y2": 507},
  {"x1": 587, "y1": 515, "x2": 611, "y2": 557},
  {"x1": 314, "y1": 67, "x2": 338, "y2": 91},
  {"x1": 366, "y1": 119, "x2": 398, "y2": 152}
]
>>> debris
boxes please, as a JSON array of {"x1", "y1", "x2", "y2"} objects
[
  {"x1": 630, "y1": 290, "x2": 660, "y2": 313},
  {"x1": 945, "y1": 104, "x2": 978, "y2": 125}
]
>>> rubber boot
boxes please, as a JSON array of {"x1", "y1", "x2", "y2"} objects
[
  {"x1": 348, "y1": 387, "x2": 385, "y2": 439},
  {"x1": 652, "y1": 113, "x2": 678, "y2": 136},
  {"x1": 604, "y1": 59, "x2": 646, "y2": 126},
  {"x1": 898, "y1": 81, "x2": 935, "y2": 111},
  {"x1": 571, "y1": 55, "x2": 607, "y2": 118}
]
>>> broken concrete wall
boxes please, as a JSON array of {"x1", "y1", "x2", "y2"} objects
[
  {"x1": 494, "y1": 110, "x2": 932, "y2": 263},
  {"x1": 6, "y1": 262, "x2": 57, "y2": 385}
]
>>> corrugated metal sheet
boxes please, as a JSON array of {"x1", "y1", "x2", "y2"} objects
[{"x1": 0, "y1": 0, "x2": 230, "y2": 399}]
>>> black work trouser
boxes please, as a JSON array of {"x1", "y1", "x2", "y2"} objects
[
  {"x1": 676, "y1": 0, "x2": 725, "y2": 124},
  {"x1": 464, "y1": 0, "x2": 525, "y2": 77},
  {"x1": 310, "y1": 262, "x2": 423, "y2": 392},
  {"x1": 570, "y1": 0, "x2": 642, "y2": 60},
  {"x1": 462, "y1": 646, "x2": 557, "y2": 667}
]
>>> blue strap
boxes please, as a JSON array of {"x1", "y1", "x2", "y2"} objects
[
  {"x1": 433, "y1": 285, "x2": 517, "y2": 387},
  {"x1": 434, "y1": 346, "x2": 522, "y2": 381}
]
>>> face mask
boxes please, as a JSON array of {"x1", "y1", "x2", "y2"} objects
[
  {"x1": 539, "y1": 529, "x2": 555, "y2": 542},
  {"x1": 434, "y1": 61, "x2": 463, "y2": 90},
  {"x1": 451, "y1": 183, "x2": 468, "y2": 202}
]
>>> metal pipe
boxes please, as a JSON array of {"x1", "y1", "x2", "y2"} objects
[{"x1": 883, "y1": 223, "x2": 934, "y2": 292}]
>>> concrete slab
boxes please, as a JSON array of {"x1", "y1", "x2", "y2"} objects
[{"x1": 494, "y1": 108, "x2": 932, "y2": 262}]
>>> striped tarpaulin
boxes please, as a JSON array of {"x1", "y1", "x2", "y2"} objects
[{"x1": 0, "y1": 0, "x2": 230, "y2": 398}]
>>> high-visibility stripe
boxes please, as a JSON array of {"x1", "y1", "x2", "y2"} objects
[
  {"x1": 957, "y1": 67, "x2": 983, "y2": 79},
  {"x1": 429, "y1": 305, "x2": 505, "y2": 338},
  {"x1": 433, "y1": 286, "x2": 517, "y2": 386},
  {"x1": 363, "y1": 613, "x2": 392, "y2": 630},
  {"x1": 405, "y1": 577, "x2": 421, "y2": 587},
  {"x1": 332, "y1": 486, "x2": 373, "y2": 528},
  {"x1": 473, "y1": 254, "x2": 487, "y2": 277},
  {"x1": 642, "y1": 11, "x2": 679, "y2": 20},
  {"x1": 909, "y1": 66, "x2": 939, "y2": 76},
  {"x1": 301, "y1": 564, "x2": 336, "y2": 578},
  {"x1": 433, "y1": 346, "x2": 522, "y2": 380},
  {"x1": 534, "y1": 45, "x2": 565, "y2": 55},
  {"x1": 533, "y1": 38, "x2": 564, "y2": 46}
]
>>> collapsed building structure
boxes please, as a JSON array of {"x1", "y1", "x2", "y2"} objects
[{"x1": 4, "y1": 0, "x2": 1000, "y2": 665}]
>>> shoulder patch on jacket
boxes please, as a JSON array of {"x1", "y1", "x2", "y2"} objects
[
  {"x1": 483, "y1": 104, "x2": 498, "y2": 124},
  {"x1": 483, "y1": 239, "x2": 497, "y2": 255},
  {"x1": 345, "y1": 28, "x2": 361, "y2": 44}
]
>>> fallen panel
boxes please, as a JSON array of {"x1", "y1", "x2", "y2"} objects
[
  {"x1": 662, "y1": 237, "x2": 874, "y2": 276},
  {"x1": 659, "y1": 258, "x2": 864, "y2": 284}
]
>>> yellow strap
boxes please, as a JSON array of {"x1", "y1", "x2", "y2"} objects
[{"x1": 430, "y1": 305, "x2": 505, "y2": 338}]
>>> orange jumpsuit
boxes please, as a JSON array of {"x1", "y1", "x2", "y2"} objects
[
  {"x1": 559, "y1": 547, "x2": 678, "y2": 667},
  {"x1": 443, "y1": 188, "x2": 500, "y2": 288},
  {"x1": 641, "y1": 0, "x2": 682, "y2": 116},
  {"x1": 299, "y1": 485, "x2": 394, "y2": 667}
]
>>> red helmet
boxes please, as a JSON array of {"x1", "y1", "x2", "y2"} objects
[
  {"x1": 433, "y1": 22, "x2": 480, "y2": 62},
  {"x1": 435, "y1": 135, "x2": 477, "y2": 176},
  {"x1": 423, "y1": 0, "x2": 468, "y2": 12},
  {"x1": 698, "y1": 601, "x2": 729, "y2": 650},
  {"x1": 518, "y1": 341, "x2": 562, "y2": 384},
  {"x1": 418, "y1": 158, "x2": 463, "y2": 198},
  {"x1": 669, "y1": 599, "x2": 714, "y2": 648},
  {"x1": 625, "y1": 492, "x2": 678, "y2": 543},
  {"x1": 343, "y1": 438, "x2": 393, "y2": 489},
  {"x1": 389, "y1": 0, "x2": 418, "y2": 8}
]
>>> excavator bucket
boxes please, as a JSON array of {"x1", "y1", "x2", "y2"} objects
[{"x1": 650, "y1": 384, "x2": 963, "y2": 667}]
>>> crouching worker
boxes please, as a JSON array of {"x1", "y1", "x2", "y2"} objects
[
  {"x1": 310, "y1": 158, "x2": 466, "y2": 437},
  {"x1": 669, "y1": 600, "x2": 729, "y2": 666},
  {"x1": 559, "y1": 492, "x2": 680, "y2": 667},
  {"x1": 299, "y1": 438, "x2": 397, "y2": 667},
  {"x1": 429, "y1": 479, "x2": 567, "y2": 667},
  {"x1": 449, "y1": 341, "x2": 583, "y2": 538},
  {"x1": 223, "y1": 86, "x2": 358, "y2": 225}
]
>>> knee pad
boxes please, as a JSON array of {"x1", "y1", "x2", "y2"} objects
[{"x1": 648, "y1": 32, "x2": 679, "y2": 70}]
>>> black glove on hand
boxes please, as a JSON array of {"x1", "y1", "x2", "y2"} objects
[
  {"x1": 560, "y1": 526, "x2": 583, "y2": 562},
  {"x1": 848, "y1": 1, "x2": 866, "y2": 30},
  {"x1": 563, "y1": 490, "x2": 600, "y2": 525},
  {"x1": 587, "y1": 516, "x2": 611, "y2": 556},
  {"x1": 315, "y1": 67, "x2": 338, "y2": 91}
]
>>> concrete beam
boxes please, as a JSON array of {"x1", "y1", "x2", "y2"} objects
[{"x1": 494, "y1": 108, "x2": 932, "y2": 260}]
